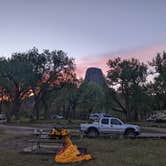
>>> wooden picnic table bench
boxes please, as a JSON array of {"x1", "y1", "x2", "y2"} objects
[{"x1": 27, "y1": 128, "x2": 84, "y2": 152}]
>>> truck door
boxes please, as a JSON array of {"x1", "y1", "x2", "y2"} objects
[
  {"x1": 100, "y1": 118, "x2": 111, "y2": 133},
  {"x1": 110, "y1": 118, "x2": 124, "y2": 134}
]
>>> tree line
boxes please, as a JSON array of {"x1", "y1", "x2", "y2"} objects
[{"x1": 0, "y1": 48, "x2": 166, "y2": 121}]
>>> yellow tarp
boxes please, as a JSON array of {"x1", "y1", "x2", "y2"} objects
[{"x1": 55, "y1": 144, "x2": 92, "y2": 163}]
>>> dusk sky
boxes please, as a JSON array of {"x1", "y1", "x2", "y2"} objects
[{"x1": 0, "y1": 0, "x2": 166, "y2": 77}]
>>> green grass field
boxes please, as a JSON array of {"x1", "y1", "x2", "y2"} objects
[
  {"x1": 0, "y1": 138, "x2": 166, "y2": 166},
  {"x1": 1, "y1": 119, "x2": 166, "y2": 166},
  {"x1": 0, "y1": 129, "x2": 17, "y2": 142}
]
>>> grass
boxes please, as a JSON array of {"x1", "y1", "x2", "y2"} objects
[
  {"x1": 1, "y1": 119, "x2": 166, "y2": 165},
  {"x1": 0, "y1": 150, "x2": 55, "y2": 166},
  {"x1": 0, "y1": 138, "x2": 166, "y2": 166},
  {"x1": 0, "y1": 129, "x2": 17, "y2": 142},
  {"x1": 79, "y1": 138, "x2": 166, "y2": 166}
]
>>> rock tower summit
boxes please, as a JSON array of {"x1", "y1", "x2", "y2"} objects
[{"x1": 84, "y1": 67, "x2": 107, "y2": 86}]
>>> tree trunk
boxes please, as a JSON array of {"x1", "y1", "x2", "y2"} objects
[
  {"x1": 125, "y1": 98, "x2": 131, "y2": 121},
  {"x1": 72, "y1": 105, "x2": 76, "y2": 119},
  {"x1": 69, "y1": 99, "x2": 77, "y2": 119},
  {"x1": 0, "y1": 101, "x2": 2, "y2": 114},
  {"x1": 65, "y1": 104, "x2": 71, "y2": 120},
  {"x1": 42, "y1": 99, "x2": 49, "y2": 120},
  {"x1": 63, "y1": 105, "x2": 66, "y2": 119},
  {"x1": 33, "y1": 95, "x2": 41, "y2": 120},
  {"x1": 163, "y1": 97, "x2": 166, "y2": 110},
  {"x1": 126, "y1": 111, "x2": 131, "y2": 121},
  {"x1": 134, "y1": 109, "x2": 138, "y2": 121},
  {"x1": 11, "y1": 99, "x2": 21, "y2": 120},
  {"x1": 34, "y1": 102, "x2": 40, "y2": 120}
]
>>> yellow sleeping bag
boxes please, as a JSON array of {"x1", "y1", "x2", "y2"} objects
[
  {"x1": 55, "y1": 144, "x2": 92, "y2": 163},
  {"x1": 52, "y1": 128, "x2": 92, "y2": 163}
]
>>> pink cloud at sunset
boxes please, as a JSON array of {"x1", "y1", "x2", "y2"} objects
[
  {"x1": 76, "y1": 56, "x2": 108, "y2": 78},
  {"x1": 76, "y1": 44, "x2": 166, "y2": 78}
]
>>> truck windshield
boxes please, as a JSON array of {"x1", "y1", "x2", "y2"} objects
[{"x1": 111, "y1": 119, "x2": 122, "y2": 125}]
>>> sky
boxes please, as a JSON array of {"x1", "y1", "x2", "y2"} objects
[{"x1": 0, "y1": 0, "x2": 166, "y2": 78}]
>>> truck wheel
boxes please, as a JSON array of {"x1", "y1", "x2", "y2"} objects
[
  {"x1": 125, "y1": 129, "x2": 136, "y2": 138},
  {"x1": 87, "y1": 128, "x2": 98, "y2": 138}
]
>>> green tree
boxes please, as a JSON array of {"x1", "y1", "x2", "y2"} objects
[
  {"x1": 149, "y1": 51, "x2": 166, "y2": 109},
  {"x1": 0, "y1": 56, "x2": 35, "y2": 119},
  {"x1": 12, "y1": 48, "x2": 76, "y2": 120},
  {"x1": 107, "y1": 57, "x2": 148, "y2": 121},
  {"x1": 51, "y1": 82, "x2": 79, "y2": 120},
  {"x1": 77, "y1": 82, "x2": 105, "y2": 119}
]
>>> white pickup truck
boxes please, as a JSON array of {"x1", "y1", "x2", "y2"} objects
[{"x1": 80, "y1": 117, "x2": 141, "y2": 137}]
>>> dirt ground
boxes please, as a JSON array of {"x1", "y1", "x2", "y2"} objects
[
  {"x1": 0, "y1": 134, "x2": 33, "y2": 151},
  {"x1": 0, "y1": 124, "x2": 166, "y2": 152},
  {"x1": 1, "y1": 124, "x2": 166, "y2": 166}
]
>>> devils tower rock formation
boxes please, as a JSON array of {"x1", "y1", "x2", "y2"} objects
[{"x1": 84, "y1": 67, "x2": 107, "y2": 87}]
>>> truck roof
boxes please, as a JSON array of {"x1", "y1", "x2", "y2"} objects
[{"x1": 103, "y1": 115, "x2": 113, "y2": 118}]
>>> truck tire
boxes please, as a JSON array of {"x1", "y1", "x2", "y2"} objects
[
  {"x1": 124, "y1": 129, "x2": 136, "y2": 138},
  {"x1": 87, "y1": 128, "x2": 99, "y2": 138}
]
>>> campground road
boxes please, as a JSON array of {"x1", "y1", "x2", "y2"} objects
[{"x1": 1, "y1": 124, "x2": 166, "y2": 137}]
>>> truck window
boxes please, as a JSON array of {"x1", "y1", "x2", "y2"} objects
[
  {"x1": 101, "y1": 118, "x2": 109, "y2": 125},
  {"x1": 111, "y1": 119, "x2": 122, "y2": 125}
]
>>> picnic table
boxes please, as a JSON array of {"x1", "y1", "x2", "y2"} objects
[{"x1": 22, "y1": 128, "x2": 83, "y2": 154}]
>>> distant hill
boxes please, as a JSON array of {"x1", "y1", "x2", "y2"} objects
[{"x1": 84, "y1": 67, "x2": 107, "y2": 87}]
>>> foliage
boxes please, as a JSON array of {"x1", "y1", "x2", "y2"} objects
[
  {"x1": 148, "y1": 52, "x2": 166, "y2": 109},
  {"x1": 12, "y1": 48, "x2": 76, "y2": 120},
  {"x1": 1, "y1": 48, "x2": 166, "y2": 121},
  {"x1": 1, "y1": 138, "x2": 166, "y2": 166},
  {"x1": 50, "y1": 82, "x2": 79, "y2": 119},
  {"x1": 76, "y1": 82, "x2": 105, "y2": 118},
  {"x1": 107, "y1": 57, "x2": 148, "y2": 120},
  {"x1": 0, "y1": 56, "x2": 35, "y2": 119},
  {"x1": 0, "y1": 47, "x2": 76, "y2": 120},
  {"x1": 50, "y1": 82, "x2": 107, "y2": 120}
]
